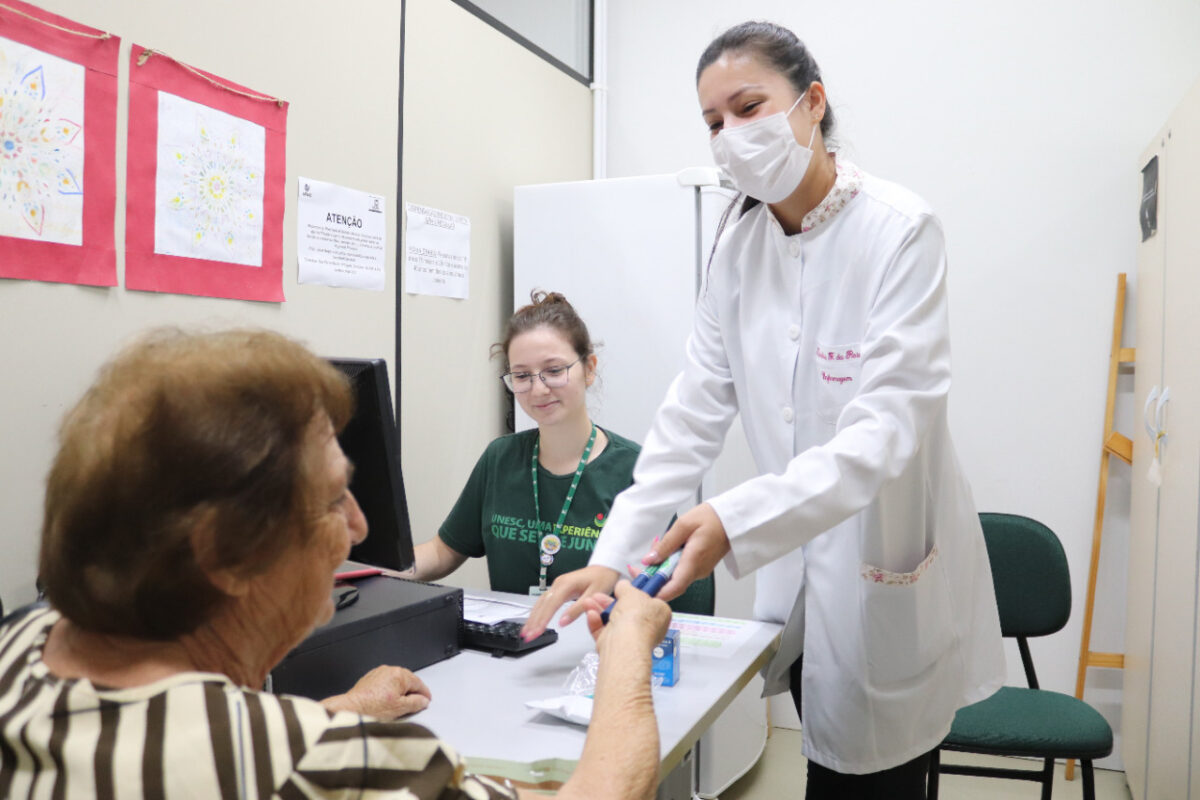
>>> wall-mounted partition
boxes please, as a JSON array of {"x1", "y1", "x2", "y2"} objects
[
  {"x1": 448, "y1": 0, "x2": 592, "y2": 84},
  {"x1": 0, "y1": 0, "x2": 402, "y2": 606},
  {"x1": 400, "y1": 0, "x2": 592, "y2": 590}
]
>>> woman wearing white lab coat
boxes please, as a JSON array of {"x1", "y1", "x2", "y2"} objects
[{"x1": 522, "y1": 21, "x2": 1004, "y2": 798}]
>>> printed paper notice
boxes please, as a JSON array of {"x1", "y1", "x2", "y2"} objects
[
  {"x1": 405, "y1": 202, "x2": 469, "y2": 299},
  {"x1": 297, "y1": 177, "x2": 386, "y2": 290}
]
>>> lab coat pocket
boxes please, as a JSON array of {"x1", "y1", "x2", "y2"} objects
[
  {"x1": 860, "y1": 546, "x2": 953, "y2": 685},
  {"x1": 815, "y1": 342, "x2": 862, "y2": 422}
]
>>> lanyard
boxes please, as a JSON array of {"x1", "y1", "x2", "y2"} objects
[{"x1": 531, "y1": 424, "x2": 597, "y2": 591}]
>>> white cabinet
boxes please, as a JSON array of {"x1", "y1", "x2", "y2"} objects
[{"x1": 1123, "y1": 74, "x2": 1200, "y2": 800}]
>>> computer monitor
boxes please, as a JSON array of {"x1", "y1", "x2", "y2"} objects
[{"x1": 326, "y1": 358, "x2": 414, "y2": 571}]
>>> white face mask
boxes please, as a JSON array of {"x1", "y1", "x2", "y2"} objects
[{"x1": 710, "y1": 91, "x2": 818, "y2": 203}]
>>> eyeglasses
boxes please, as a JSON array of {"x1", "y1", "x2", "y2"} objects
[{"x1": 501, "y1": 359, "x2": 581, "y2": 393}]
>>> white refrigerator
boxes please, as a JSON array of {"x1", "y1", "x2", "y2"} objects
[{"x1": 513, "y1": 171, "x2": 769, "y2": 798}]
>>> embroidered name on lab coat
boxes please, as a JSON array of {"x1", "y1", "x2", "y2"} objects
[
  {"x1": 817, "y1": 346, "x2": 860, "y2": 384},
  {"x1": 815, "y1": 346, "x2": 861, "y2": 362}
]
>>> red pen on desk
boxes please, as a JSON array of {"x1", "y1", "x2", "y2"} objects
[{"x1": 334, "y1": 567, "x2": 384, "y2": 581}]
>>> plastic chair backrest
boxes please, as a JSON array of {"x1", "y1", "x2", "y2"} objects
[{"x1": 979, "y1": 512, "x2": 1072, "y2": 639}]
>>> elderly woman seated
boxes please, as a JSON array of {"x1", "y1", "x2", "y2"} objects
[{"x1": 0, "y1": 329, "x2": 670, "y2": 800}]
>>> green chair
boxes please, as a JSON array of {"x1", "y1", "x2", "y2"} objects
[{"x1": 928, "y1": 513, "x2": 1113, "y2": 800}]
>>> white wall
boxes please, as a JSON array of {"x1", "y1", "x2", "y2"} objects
[
  {"x1": 606, "y1": 0, "x2": 1200, "y2": 769},
  {"x1": 0, "y1": 0, "x2": 401, "y2": 611},
  {"x1": 400, "y1": 0, "x2": 593, "y2": 593}
]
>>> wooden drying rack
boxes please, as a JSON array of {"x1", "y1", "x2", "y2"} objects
[{"x1": 1066, "y1": 272, "x2": 1134, "y2": 781}]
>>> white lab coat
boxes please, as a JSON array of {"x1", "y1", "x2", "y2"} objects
[{"x1": 589, "y1": 170, "x2": 1005, "y2": 774}]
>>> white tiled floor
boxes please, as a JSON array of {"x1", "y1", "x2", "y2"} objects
[{"x1": 719, "y1": 728, "x2": 1132, "y2": 799}]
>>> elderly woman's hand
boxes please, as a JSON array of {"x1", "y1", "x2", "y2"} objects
[
  {"x1": 580, "y1": 580, "x2": 672, "y2": 656},
  {"x1": 320, "y1": 665, "x2": 432, "y2": 720}
]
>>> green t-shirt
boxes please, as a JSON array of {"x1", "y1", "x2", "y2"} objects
[
  {"x1": 439, "y1": 428, "x2": 715, "y2": 613},
  {"x1": 439, "y1": 428, "x2": 640, "y2": 594}
]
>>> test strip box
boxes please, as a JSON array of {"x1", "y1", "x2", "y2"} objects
[{"x1": 652, "y1": 628, "x2": 681, "y2": 687}]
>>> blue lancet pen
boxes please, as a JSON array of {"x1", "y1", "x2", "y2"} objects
[{"x1": 600, "y1": 550, "x2": 682, "y2": 624}]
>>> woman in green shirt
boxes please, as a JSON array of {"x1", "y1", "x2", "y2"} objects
[{"x1": 411, "y1": 291, "x2": 712, "y2": 612}]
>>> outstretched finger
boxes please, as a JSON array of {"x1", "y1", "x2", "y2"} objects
[
  {"x1": 585, "y1": 607, "x2": 605, "y2": 640},
  {"x1": 553, "y1": 578, "x2": 628, "y2": 632},
  {"x1": 522, "y1": 589, "x2": 576, "y2": 640},
  {"x1": 522, "y1": 568, "x2": 620, "y2": 639},
  {"x1": 540, "y1": 582, "x2": 619, "y2": 638},
  {"x1": 556, "y1": 586, "x2": 605, "y2": 628},
  {"x1": 641, "y1": 520, "x2": 692, "y2": 567},
  {"x1": 577, "y1": 591, "x2": 615, "y2": 616}
]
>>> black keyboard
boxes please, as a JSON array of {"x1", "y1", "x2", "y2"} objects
[{"x1": 460, "y1": 619, "x2": 557, "y2": 658}]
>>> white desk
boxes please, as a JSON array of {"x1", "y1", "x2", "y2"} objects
[{"x1": 411, "y1": 592, "x2": 781, "y2": 792}]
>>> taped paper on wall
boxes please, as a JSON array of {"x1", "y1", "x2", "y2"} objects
[
  {"x1": 297, "y1": 177, "x2": 386, "y2": 290},
  {"x1": 405, "y1": 202, "x2": 469, "y2": 299}
]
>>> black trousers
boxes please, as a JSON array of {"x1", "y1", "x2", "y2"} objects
[{"x1": 789, "y1": 657, "x2": 932, "y2": 800}]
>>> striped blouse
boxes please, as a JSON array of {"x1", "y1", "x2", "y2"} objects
[{"x1": 0, "y1": 606, "x2": 516, "y2": 799}]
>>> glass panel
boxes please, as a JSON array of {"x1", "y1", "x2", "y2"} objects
[{"x1": 462, "y1": 0, "x2": 591, "y2": 81}]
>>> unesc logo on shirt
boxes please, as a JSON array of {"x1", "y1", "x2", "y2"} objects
[{"x1": 489, "y1": 513, "x2": 603, "y2": 550}]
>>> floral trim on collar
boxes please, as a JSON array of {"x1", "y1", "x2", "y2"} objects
[{"x1": 801, "y1": 156, "x2": 863, "y2": 233}]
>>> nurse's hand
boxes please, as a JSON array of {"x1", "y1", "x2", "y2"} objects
[
  {"x1": 520, "y1": 565, "x2": 620, "y2": 640},
  {"x1": 644, "y1": 502, "x2": 730, "y2": 603}
]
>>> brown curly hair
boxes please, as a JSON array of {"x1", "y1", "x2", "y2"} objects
[{"x1": 39, "y1": 328, "x2": 353, "y2": 640}]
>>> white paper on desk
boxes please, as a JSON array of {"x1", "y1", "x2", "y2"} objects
[
  {"x1": 526, "y1": 695, "x2": 593, "y2": 727},
  {"x1": 670, "y1": 613, "x2": 758, "y2": 659},
  {"x1": 527, "y1": 685, "x2": 669, "y2": 727},
  {"x1": 463, "y1": 595, "x2": 531, "y2": 625},
  {"x1": 297, "y1": 177, "x2": 387, "y2": 290}
]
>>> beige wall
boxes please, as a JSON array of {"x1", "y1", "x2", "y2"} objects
[
  {"x1": 0, "y1": 1, "x2": 401, "y2": 606},
  {"x1": 401, "y1": 0, "x2": 592, "y2": 591},
  {"x1": 0, "y1": 0, "x2": 592, "y2": 610}
]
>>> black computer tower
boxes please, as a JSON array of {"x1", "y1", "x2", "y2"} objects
[{"x1": 271, "y1": 576, "x2": 461, "y2": 700}]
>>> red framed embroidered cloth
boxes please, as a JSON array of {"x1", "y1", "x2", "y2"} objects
[
  {"x1": 0, "y1": 1, "x2": 119, "y2": 286},
  {"x1": 125, "y1": 46, "x2": 287, "y2": 302}
]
